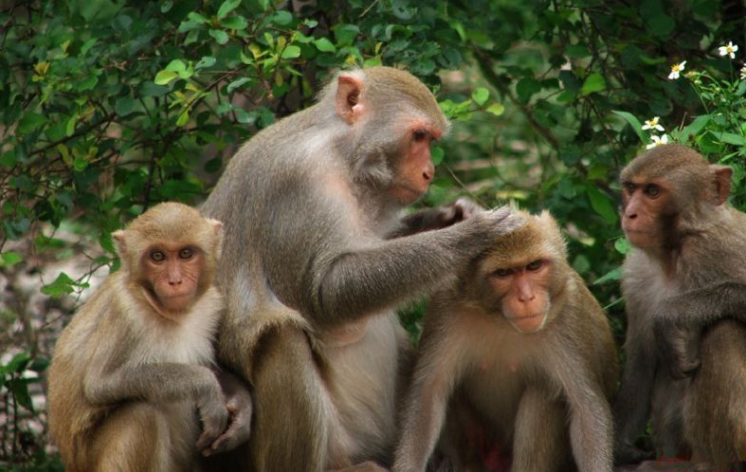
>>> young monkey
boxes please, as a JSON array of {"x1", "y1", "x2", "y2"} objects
[
  {"x1": 394, "y1": 210, "x2": 618, "y2": 472},
  {"x1": 48, "y1": 202, "x2": 249, "y2": 472}
]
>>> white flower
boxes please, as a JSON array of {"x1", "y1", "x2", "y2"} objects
[
  {"x1": 642, "y1": 117, "x2": 665, "y2": 132},
  {"x1": 719, "y1": 41, "x2": 739, "y2": 59},
  {"x1": 646, "y1": 134, "x2": 669, "y2": 149},
  {"x1": 668, "y1": 61, "x2": 686, "y2": 80},
  {"x1": 741, "y1": 64, "x2": 746, "y2": 80}
]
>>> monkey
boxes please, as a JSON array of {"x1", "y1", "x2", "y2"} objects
[
  {"x1": 200, "y1": 66, "x2": 523, "y2": 472},
  {"x1": 47, "y1": 202, "x2": 252, "y2": 472},
  {"x1": 392, "y1": 209, "x2": 619, "y2": 472},
  {"x1": 614, "y1": 143, "x2": 746, "y2": 471}
]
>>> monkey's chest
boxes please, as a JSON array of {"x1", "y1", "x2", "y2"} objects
[
  {"x1": 459, "y1": 344, "x2": 558, "y2": 436},
  {"x1": 320, "y1": 313, "x2": 404, "y2": 461}
]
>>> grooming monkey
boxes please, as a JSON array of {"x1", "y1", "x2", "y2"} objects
[
  {"x1": 48, "y1": 202, "x2": 251, "y2": 472},
  {"x1": 614, "y1": 144, "x2": 746, "y2": 471},
  {"x1": 393, "y1": 210, "x2": 618, "y2": 472},
  {"x1": 201, "y1": 66, "x2": 522, "y2": 472}
]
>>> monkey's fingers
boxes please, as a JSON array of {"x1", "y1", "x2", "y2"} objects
[
  {"x1": 488, "y1": 206, "x2": 527, "y2": 236},
  {"x1": 202, "y1": 409, "x2": 252, "y2": 456}
]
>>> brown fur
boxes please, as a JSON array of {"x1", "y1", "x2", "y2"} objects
[
  {"x1": 48, "y1": 203, "x2": 228, "y2": 472},
  {"x1": 615, "y1": 144, "x2": 746, "y2": 471},
  {"x1": 394, "y1": 210, "x2": 618, "y2": 472},
  {"x1": 201, "y1": 67, "x2": 522, "y2": 472}
]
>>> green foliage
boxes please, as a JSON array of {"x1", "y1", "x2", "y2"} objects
[{"x1": 1, "y1": 0, "x2": 745, "y2": 467}]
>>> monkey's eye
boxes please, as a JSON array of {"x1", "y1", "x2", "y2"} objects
[
  {"x1": 413, "y1": 129, "x2": 428, "y2": 142},
  {"x1": 622, "y1": 182, "x2": 636, "y2": 194},
  {"x1": 150, "y1": 250, "x2": 165, "y2": 262},
  {"x1": 526, "y1": 260, "x2": 543, "y2": 271},
  {"x1": 644, "y1": 184, "x2": 661, "y2": 198},
  {"x1": 179, "y1": 248, "x2": 194, "y2": 260},
  {"x1": 493, "y1": 268, "x2": 513, "y2": 278}
]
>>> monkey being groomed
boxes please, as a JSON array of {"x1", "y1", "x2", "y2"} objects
[
  {"x1": 47, "y1": 202, "x2": 252, "y2": 472},
  {"x1": 394, "y1": 210, "x2": 618, "y2": 472}
]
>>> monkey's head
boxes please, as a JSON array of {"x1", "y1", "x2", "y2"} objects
[
  {"x1": 327, "y1": 67, "x2": 450, "y2": 205},
  {"x1": 470, "y1": 210, "x2": 567, "y2": 333},
  {"x1": 620, "y1": 144, "x2": 732, "y2": 250},
  {"x1": 113, "y1": 202, "x2": 223, "y2": 320}
]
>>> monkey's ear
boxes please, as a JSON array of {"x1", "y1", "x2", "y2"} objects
[
  {"x1": 207, "y1": 219, "x2": 224, "y2": 260},
  {"x1": 112, "y1": 230, "x2": 127, "y2": 258},
  {"x1": 712, "y1": 165, "x2": 732, "y2": 206},
  {"x1": 335, "y1": 74, "x2": 365, "y2": 124}
]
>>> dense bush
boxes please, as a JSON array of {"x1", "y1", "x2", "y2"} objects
[{"x1": 1, "y1": 0, "x2": 744, "y2": 467}]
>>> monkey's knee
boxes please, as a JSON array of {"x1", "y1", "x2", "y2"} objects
[
  {"x1": 251, "y1": 326, "x2": 332, "y2": 472},
  {"x1": 91, "y1": 403, "x2": 182, "y2": 472}
]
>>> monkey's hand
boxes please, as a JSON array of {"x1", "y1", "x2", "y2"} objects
[
  {"x1": 202, "y1": 374, "x2": 253, "y2": 456},
  {"x1": 195, "y1": 380, "x2": 230, "y2": 453},
  {"x1": 654, "y1": 318, "x2": 701, "y2": 380},
  {"x1": 614, "y1": 441, "x2": 654, "y2": 465},
  {"x1": 433, "y1": 197, "x2": 484, "y2": 228}
]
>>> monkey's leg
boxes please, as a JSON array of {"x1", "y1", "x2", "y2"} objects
[
  {"x1": 90, "y1": 403, "x2": 185, "y2": 472},
  {"x1": 250, "y1": 325, "x2": 334, "y2": 472},
  {"x1": 512, "y1": 388, "x2": 568, "y2": 472},
  {"x1": 686, "y1": 321, "x2": 746, "y2": 472}
]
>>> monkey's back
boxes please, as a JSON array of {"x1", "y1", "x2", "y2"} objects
[
  {"x1": 684, "y1": 320, "x2": 746, "y2": 462},
  {"x1": 47, "y1": 277, "x2": 121, "y2": 468}
]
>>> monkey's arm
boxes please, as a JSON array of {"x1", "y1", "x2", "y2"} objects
[
  {"x1": 84, "y1": 363, "x2": 228, "y2": 450},
  {"x1": 655, "y1": 281, "x2": 746, "y2": 378},
  {"x1": 387, "y1": 198, "x2": 483, "y2": 238},
  {"x1": 314, "y1": 207, "x2": 520, "y2": 323},
  {"x1": 612, "y1": 335, "x2": 656, "y2": 464},
  {"x1": 394, "y1": 327, "x2": 462, "y2": 472},
  {"x1": 552, "y1": 349, "x2": 614, "y2": 472}
]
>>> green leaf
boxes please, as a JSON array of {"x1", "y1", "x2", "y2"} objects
[
  {"x1": 195, "y1": 56, "x2": 217, "y2": 69},
  {"x1": 0, "y1": 252, "x2": 22, "y2": 268},
  {"x1": 614, "y1": 237, "x2": 632, "y2": 255},
  {"x1": 227, "y1": 77, "x2": 251, "y2": 93},
  {"x1": 154, "y1": 70, "x2": 179, "y2": 85},
  {"x1": 612, "y1": 110, "x2": 646, "y2": 143},
  {"x1": 115, "y1": 97, "x2": 136, "y2": 116},
  {"x1": 176, "y1": 109, "x2": 190, "y2": 126},
  {"x1": 8, "y1": 378, "x2": 34, "y2": 412},
  {"x1": 579, "y1": 72, "x2": 606, "y2": 96},
  {"x1": 516, "y1": 78, "x2": 541, "y2": 103},
  {"x1": 432, "y1": 146, "x2": 445, "y2": 165},
  {"x1": 73, "y1": 157, "x2": 89, "y2": 172},
  {"x1": 566, "y1": 44, "x2": 590, "y2": 58},
  {"x1": 221, "y1": 15, "x2": 248, "y2": 30},
  {"x1": 66, "y1": 114, "x2": 78, "y2": 137},
  {"x1": 486, "y1": 103, "x2": 505, "y2": 116},
  {"x1": 677, "y1": 114, "x2": 710, "y2": 143},
  {"x1": 715, "y1": 132, "x2": 746, "y2": 146},
  {"x1": 593, "y1": 267, "x2": 622, "y2": 285},
  {"x1": 271, "y1": 10, "x2": 293, "y2": 26},
  {"x1": 586, "y1": 187, "x2": 618, "y2": 224},
  {"x1": 165, "y1": 59, "x2": 187, "y2": 72},
  {"x1": 280, "y1": 45, "x2": 301, "y2": 59},
  {"x1": 17, "y1": 112, "x2": 48, "y2": 135},
  {"x1": 314, "y1": 38, "x2": 336, "y2": 53},
  {"x1": 471, "y1": 87, "x2": 489, "y2": 106},
  {"x1": 217, "y1": 0, "x2": 242, "y2": 20},
  {"x1": 209, "y1": 29, "x2": 230, "y2": 45},
  {"x1": 0, "y1": 150, "x2": 17, "y2": 168},
  {"x1": 2, "y1": 352, "x2": 31, "y2": 375},
  {"x1": 41, "y1": 272, "x2": 76, "y2": 298}
]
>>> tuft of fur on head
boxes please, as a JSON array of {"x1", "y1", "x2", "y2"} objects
[
  {"x1": 319, "y1": 66, "x2": 450, "y2": 135},
  {"x1": 480, "y1": 209, "x2": 567, "y2": 270}
]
